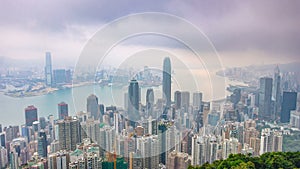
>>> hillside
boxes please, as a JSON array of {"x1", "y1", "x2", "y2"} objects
[{"x1": 188, "y1": 152, "x2": 300, "y2": 169}]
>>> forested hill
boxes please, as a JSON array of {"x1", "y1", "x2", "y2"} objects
[{"x1": 188, "y1": 152, "x2": 300, "y2": 169}]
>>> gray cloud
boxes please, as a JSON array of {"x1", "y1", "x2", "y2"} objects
[
  {"x1": 0, "y1": 0, "x2": 299, "y2": 67},
  {"x1": 0, "y1": 0, "x2": 168, "y2": 31},
  {"x1": 169, "y1": 0, "x2": 300, "y2": 60}
]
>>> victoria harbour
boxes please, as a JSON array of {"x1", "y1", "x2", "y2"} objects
[{"x1": 0, "y1": 73, "x2": 238, "y2": 127}]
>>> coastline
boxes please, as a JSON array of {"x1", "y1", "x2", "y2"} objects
[
  {"x1": 1, "y1": 72, "x2": 247, "y2": 101},
  {"x1": 2, "y1": 81, "x2": 95, "y2": 98}
]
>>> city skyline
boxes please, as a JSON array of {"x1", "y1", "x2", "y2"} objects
[
  {"x1": 0, "y1": 55, "x2": 299, "y2": 168},
  {"x1": 0, "y1": 1, "x2": 300, "y2": 169}
]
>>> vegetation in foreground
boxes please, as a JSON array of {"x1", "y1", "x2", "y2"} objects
[{"x1": 188, "y1": 151, "x2": 300, "y2": 169}]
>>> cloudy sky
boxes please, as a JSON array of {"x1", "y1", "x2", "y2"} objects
[{"x1": 0, "y1": 0, "x2": 299, "y2": 69}]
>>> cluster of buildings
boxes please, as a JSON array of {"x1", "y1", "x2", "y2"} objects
[
  {"x1": 0, "y1": 56, "x2": 299, "y2": 169},
  {"x1": 45, "y1": 52, "x2": 72, "y2": 87}
]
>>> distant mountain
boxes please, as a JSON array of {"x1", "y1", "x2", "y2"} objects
[{"x1": 247, "y1": 62, "x2": 300, "y2": 73}]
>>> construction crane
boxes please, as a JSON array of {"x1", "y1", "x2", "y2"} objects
[{"x1": 114, "y1": 131, "x2": 117, "y2": 169}]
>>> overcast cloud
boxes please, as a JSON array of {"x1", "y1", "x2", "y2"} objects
[{"x1": 0, "y1": 0, "x2": 299, "y2": 68}]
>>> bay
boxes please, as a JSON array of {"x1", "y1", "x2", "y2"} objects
[{"x1": 0, "y1": 73, "x2": 245, "y2": 127}]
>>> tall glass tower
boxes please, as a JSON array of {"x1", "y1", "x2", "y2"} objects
[
  {"x1": 38, "y1": 130, "x2": 47, "y2": 158},
  {"x1": 128, "y1": 79, "x2": 140, "y2": 126},
  {"x1": 259, "y1": 77, "x2": 273, "y2": 121},
  {"x1": 45, "y1": 52, "x2": 53, "y2": 86},
  {"x1": 163, "y1": 57, "x2": 171, "y2": 107},
  {"x1": 281, "y1": 91, "x2": 297, "y2": 123},
  {"x1": 87, "y1": 94, "x2": 100, "y2": 121},
  {"x1": 272, "y1": 65, "x2": 281, "y2": 119},
  {"x1": 146, "y1": 88, "x2": 154, "y2": 117}
]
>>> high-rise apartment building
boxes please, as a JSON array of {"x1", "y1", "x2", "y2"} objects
[
  {"x1": 5, "y1": 126, "x2": 19, "y2": 142},
  {"x1": 57, "y1": 117, "x2": 81, "y2": 151},
  {"x1": 167, "y1": 151, "x2": 191, "y2": 169},
  {"x1": 136, "y1": 135, "x2": 160, "y2": 169},
  {"x1": 260, "y1": 128, "x2": 282, "y2": 155},
  {"x1": 0, "y1": 146, "x2": 8, "y2": 168},
  {"x1": 48, "y1": 150, "x2": 70, "y2": 169}
]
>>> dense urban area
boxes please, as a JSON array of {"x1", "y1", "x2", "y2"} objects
[{"x1": 0, "y1": 53, "x2": 299, "y2": 169}]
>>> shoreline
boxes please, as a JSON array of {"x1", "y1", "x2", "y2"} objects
[
  {"x1": 0, "y1": 73, "x2": 246, "y2": 101},
  {"x1": 2, "y1": 82, "x2": 95, "y2": 98}
]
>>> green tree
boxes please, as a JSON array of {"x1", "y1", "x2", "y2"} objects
[{"x1": 188, "y1": 152, "x2": 300, "y2": 169}]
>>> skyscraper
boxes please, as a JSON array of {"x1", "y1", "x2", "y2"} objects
[
  {"x1": 230, "y1": 88, "x2": 241, "y2": 108},
  {"x1": 80, "y1": 119, "x2": 100, "y2": 144},
  {"x1": 0, "y1": 146, "x2": 7, "y2": 168},
  {"x1": 163, "y1": 57, "x2": 171, "y2": 107},
  {"x1": 45, "y1": 52, "x2": 53, "y2": 86},
  {"x1": 124, "y1": 93, "x2": 128, "y2": 110},
  {"x1": 128, "y1": 79, "x2": 140, "y2": 126},
  {"x1": 158, "y1": 123, "x2": 167, "y2": 165},
  {"x1": 193, "y1": 92, "x2": 203, "y2": 110},
  {"x1": 258, "y1": 77, "x2": 273, "y2": 121},
  {"x1": 272, "y1": 65, "x2": 281, "y2": 119},
  {"x1": 87, "y1": 94, "x2": 100, "y2": 121},
  {"x1": 281, "y1": 91, "x2": 297, "y2": 123},
  {"x1": 65, "y1": 69, "x2": 72, "y2": 84},
  {"x1": 5, "y1": 126, "x2": 19, "y2": 142},
  {"x1": 25, "y1": 105, "x2": 38, "y2": 126},
  {"x1": 58, "y1": 102, "x2": 68, "y2": 120},
  {"x1": 0, "y1": 132, "x2": 5, "y2": 147},
  {"x1": 21, "y1": 125, "x2": 30, "y2": 142},
  {"x1": 38, "y1": 130, "x2": 47, "y2": 158},
  {"x1": 174, "y1": 91, "x2": 181, "y2": 109},
  {"x1": 135, "y1": 135, "x2": 160, "y2": 169},
  {"x1": 146, "y1": 88, "x2": 154, "y2": 117},
  {"x1": 39, "y1": 117, "x2": 46, "y2": 129},
  {"x1": 181, "y1": 91, "x2": 190, "y2": 112}
]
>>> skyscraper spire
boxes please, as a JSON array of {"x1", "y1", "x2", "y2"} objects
[{"x1": 273, "y1": 65, "x2": 281, "y2": 120}]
